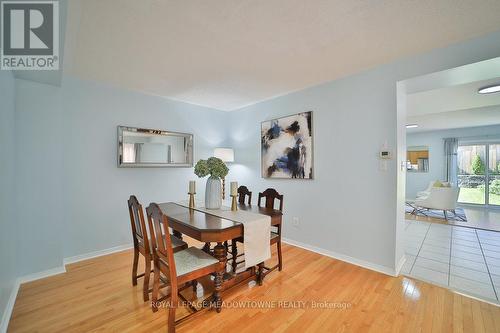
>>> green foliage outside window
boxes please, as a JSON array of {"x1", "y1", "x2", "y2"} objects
[
  {"x1": 490, "y1": 179, "x2": 500, "y2": 195},
  {"x1": 471, "y1": 155, "x2": 485, "y2": 175}
]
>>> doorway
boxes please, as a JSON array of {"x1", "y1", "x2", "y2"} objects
[{"x1": 396, "y1": 57, "x2": 500, "y2": 304}]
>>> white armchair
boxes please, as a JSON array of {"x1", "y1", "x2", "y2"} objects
[
  {"x1": 414, "y1": 186, "x2": 460, "y2": 220},
  {"x1": 417, "y1": 180, "x2": 452, "y2": 198},
  {"x1": 416, "y1": 181, "x2": 435, "y2": 198}
]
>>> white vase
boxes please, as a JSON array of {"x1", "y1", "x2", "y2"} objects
[{"x1": 205, "y1": 176, "x2": 222, "y2": 209}]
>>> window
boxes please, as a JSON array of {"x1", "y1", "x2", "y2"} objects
[{"x1": 457, "y1": 142, "x2": 500, "y2": 206}]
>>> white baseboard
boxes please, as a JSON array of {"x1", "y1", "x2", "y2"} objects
[
  {"x1": 395, "y1": 255, "x2": 407, "y2": 276},
  {"x1": 17, "y1": 266, "x2": 67, "y2": 285},
  {"x1": 282, "y1": 237, "x2": 398, "y2": 277},
  {"x1": 1, "y1": 266, "x2": 67, "y2": 332},
  {"x1": 0, "y1": 243, "x2": 133, "y2": 332},
  {"x1": 0, "y1": 281, "x2": 20, "y2": 333},
  {"x1": 63, "y1": 243, "x2": 133, "y2": 266}
]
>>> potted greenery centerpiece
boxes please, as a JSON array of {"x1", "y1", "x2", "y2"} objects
[{"x1": 194, "y1": 157, "x2": 229, "y2": 209}]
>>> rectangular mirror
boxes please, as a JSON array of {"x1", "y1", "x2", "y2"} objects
[
  {"x1": 118, "y1": 126, "x2": 193, "y2": 167},
  {"x1": 406, "y1": 146, "x2": 429, "y2": 172}
]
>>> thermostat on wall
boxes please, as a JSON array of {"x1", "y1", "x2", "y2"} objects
[{"x1": 380, "y1": 150, "x2": 392, "y2": 159}]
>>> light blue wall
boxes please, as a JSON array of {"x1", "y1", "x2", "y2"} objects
[
  {"x1": 406, "y1": 125, "x2": 500, "y2": 199},
  {"x1": 0, "y1": 71, "x2": 17, "y2": 324},
  {"x1": 60, "y1": 77, "x2": 230, "y2": 258},
  {"x1": 228, "y1": 30, "x2": 500, "y2": 272},
  {"x1": 228, "y1": 68, "x2": 400, "y2": 271},
  {"x1": 1, "y1": 75, "x2": 230, "y2": 326},
  {"x1": 15, "y1": 79, "x2": 64, "y2": 275},
  {"x1": 13, "y1": 76, "x2": 230, "y2": 264}
]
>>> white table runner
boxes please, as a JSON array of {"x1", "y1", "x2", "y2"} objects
[{"x1": 176, "y1": 202, "x2": 271, "y2": 269}]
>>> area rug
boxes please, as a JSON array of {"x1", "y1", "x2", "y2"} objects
[{"x1": 405, "y1": 202, "x2": 467, "y2": 222}]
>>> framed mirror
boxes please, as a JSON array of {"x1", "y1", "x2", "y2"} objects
[
  {"x1": 406, "y1": 146, "x2": 429, "y2": 172},
  {"x1": 118, "y1": 126, "x2": 193, "y2": 167}
]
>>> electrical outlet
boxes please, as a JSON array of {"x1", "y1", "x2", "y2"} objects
[{"x1": 292, "y1": 217, "x2": 300, "y2": 228}]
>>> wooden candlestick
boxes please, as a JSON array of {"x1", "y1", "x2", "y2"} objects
[
  {"x1": 231, "y1": 194, "x2": 237, "y2": 211},
  {"x1": 189, "y1": 192, "x2": 195, "y2": 209}
]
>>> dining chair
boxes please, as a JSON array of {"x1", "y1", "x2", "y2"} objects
[
  {"x1": 229, "y1": 186, "x2": 253, "y2": 272},
  {"x1": 237, "y1": 185, "x2": 252, "y2": 205},
  {"x1": 128, "y1": 195, "x2": 187, "y2": 302},
  {"x1": 257, "y1": 188, "x2": 283, "y2": 282},
  {"x1": 232, "y1": 187, "x2": 284, "y2": 281},
  {"x1": 146, "y1": 203, "x2": 222, "y2": 332}
]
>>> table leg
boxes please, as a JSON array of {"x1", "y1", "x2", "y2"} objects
[
  {"x1": 231, "y1": 239, "x2": 238, "y2": 273},
  {"x1": 257, "y1": 262, "x2": 264, "y2": 286},
  {"x1": 202, "y1": 242, "x2": 211, "y2": 254},
  {"x1": 212, "y1": 242, "x2": 226, "y2": 313}
]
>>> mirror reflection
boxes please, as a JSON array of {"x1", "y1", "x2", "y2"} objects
[
  {"x1": 118, "y1": 126, "x2": 193, "y2": 167},
  {"x1": 407, "y1": 146, "x2": 429, "y2": 172}
]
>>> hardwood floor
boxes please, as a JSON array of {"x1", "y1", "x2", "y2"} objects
[{"x1": 8, "y1": 243, "x2": 500, "y2": 332}]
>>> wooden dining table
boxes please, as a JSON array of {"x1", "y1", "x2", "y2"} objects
[{"x1": 157, "y1": 202, "x2": 282, "y2": 309}]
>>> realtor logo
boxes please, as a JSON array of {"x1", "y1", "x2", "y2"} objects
[{"x1": 1, "y1": 1, "x2": 59, "y2": 70}]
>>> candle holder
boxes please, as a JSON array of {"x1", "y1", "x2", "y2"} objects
[
  {"x1": 221, "y1": 177, "x2": 226, "y2": 200},
  {"x1": 188, "y1": 192, "x2": 196, "y2": 209},
  {"x1": 230, "y1": 194, "x2": 237, "y2": 211}
]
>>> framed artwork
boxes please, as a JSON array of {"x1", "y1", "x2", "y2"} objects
[{"x1": 261, "y1": 111, "x2": 313, "y2": 179}]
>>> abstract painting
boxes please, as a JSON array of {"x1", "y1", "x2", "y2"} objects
[{"x1": 261, "y1": 111, "x2": 313, "y2": 179}]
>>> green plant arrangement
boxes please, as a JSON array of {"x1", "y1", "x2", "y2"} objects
[
  {"x1": 194, "y1": 157, "x2": 229, "y2": 179},
  {"x1": 195, "y1": 157, "x2": 229, "y2": 209}
]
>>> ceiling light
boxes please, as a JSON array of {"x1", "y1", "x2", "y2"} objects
[
  {"x1": 478, "y1": 84, "x2": 500, "y2": 94},
  {"x1": 406, "y1": 124, "x2": 418, "y2": 129}
]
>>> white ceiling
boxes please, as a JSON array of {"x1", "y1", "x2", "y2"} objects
[
  {"x1": 407, "y1": 105, "x2": 500, "y2": 133},
  {"x1": 405, "y1": 58, "x2": 500, "y2": 133},
  {"x1": 407, "y1": 78, "x2": 500, "y2": 116},
  {"x1": 402, "y1": 57, "x2": 500, "y2": 95},
  {"x1": 66, "y1": 0, "x2": 500, "y2": 111}
]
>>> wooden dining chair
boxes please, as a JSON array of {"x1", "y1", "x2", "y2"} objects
[
  {"x1": 237, "y1": 185, "x2": 252, "y2": 205},
  {"x1": 128, "y1": 195, "x2": 187, "y2": 302},
  {"x1": 258, "y1": 188, "x2": 284, "y2": 212},
  {"x1": 232, "y1": 187, "x2": 284, "y2": 280},
  {"x1": 229, "y1": 186, "x2": 254, "y2": 272},
  {"x1": 146, "y1": 203, "x2": 222, "y2": 332},
  {"x1": 257, "y1": 188, "x2": 284, "y2": 281}
]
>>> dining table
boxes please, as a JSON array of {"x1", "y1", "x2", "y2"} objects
[{"x1": 157, "y1": 202, "x2": 283, "y2": 308}]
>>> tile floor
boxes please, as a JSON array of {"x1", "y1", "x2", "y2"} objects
[{"x1": 402, "y1": 219, "x2": 500, "y2": 303}]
